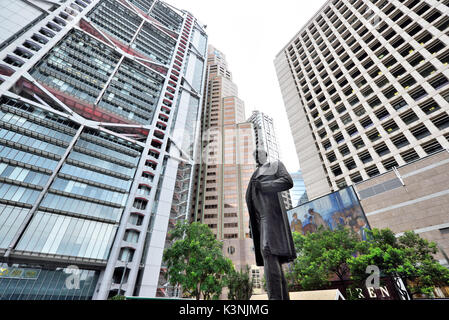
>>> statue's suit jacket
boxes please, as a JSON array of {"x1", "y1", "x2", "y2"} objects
[{"x1": 245, "y1": 160, "x2": 296, "y2": 266}]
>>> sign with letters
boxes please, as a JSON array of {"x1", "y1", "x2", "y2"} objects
[{"x1": 0, "y1": 266, "x2": 40, "y2": 280}]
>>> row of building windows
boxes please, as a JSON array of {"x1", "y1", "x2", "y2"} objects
[
  {"x1": 0, "y1": 144, "x2": 59, "y2": 171},
  {"x1": 149, "y1": 0, "x2": 184, "y2": 32},
  {"x1": 337, "y1": 138, "x2": 445, "y2": 186},
  {"x1": 31, "y1": 29, "x2": 120, "y2": 105},
  {"x1": 0, "y1": 98, "x2": 142, "y2": 249},
  {"x1": 322, "y1": 106, "x2": 449, "y2": 155},
  {"x1": 0, "y1": 97, "x2": 79, "y2": 131},
  {"x1": 314, "y1": 71, "x2": 448, "y2": 133},
  {"x1": 331, "y1": 137, "x2": 443, "y2": 178},
  {"x1": 290, "y1": 2, "x2": 449, "y2": 106},
  {"x1": 0, "y1": 183, "x2": 40, "y2": 206},
  {"x1": 0, "y1": 128, "x2": 67, "y2": 156},
  {"x1": 129, "y1": 0, "x2": 155, "y2": 13},
  {"x1": 284, "y1": 0, "x2": 449, "y2": 189},
  {"x1": 76, "y1": 136, "x2": 140, "y2": 166},
  {"x1": 291, "y1": 0, "x2": 447, "y2": 64},
  {"x1": 40, "y1": 192, "x2": 123, "y2": 222},
  {"x1": 299, "y1": 47, "x2": 447, "y2": 127},
  {"x1": 0, "y1": 264, "x2": 99, "y2": 300},
  {"x1": 30, "y1": 27, "x2": 167, "y2": 125},
  {"x1": 89, "y1": 0, "x2": 179, "y2": 64},
  {"x1": 0, "y1": 205, "x2": 30, "y2": 249},
  {"x1": 15, "y1": 210, "x2": 116, "y2": 260},
  {"x1": 295, "y1": 62, "x2": 446, "y2": 137},
  {"x1": 1, "y1": 0, "x2": 88, "y2": 71},
  {"x1": 51, "y1": 177, "x2": 128, "y2": 207},
  {"x1": 59, "y1": 163, "x2": 131, "y2": 191},
  {"x1": 134, "y1": 22, "x2": 176, "y2": 65},
  {"x1": 97, "y1": 60, "x2": 164, "y2": 124},
  {"x1": 332, "y1": 134, "x2": 447, "y2": 181},
  {"x1": 0, "y1": 163, "x2": 50, "y2": 186},
  {"x1": 0, "y1": 110, "x2": 74, "y2": 143},
  {"x1": 68, "y1": 151, "x2": 135, "y2": 177},
  {"x1": 224, "y1": 233, "x2": 238, "y2": 239},
  {"x1": 88, "y1": 0, "x2": 141, "y2": 45},
  {"x1": 312, "y1": 70, "x2": 448, "y2": 133}
]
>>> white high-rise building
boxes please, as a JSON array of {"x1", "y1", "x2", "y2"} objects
[{"x1": 275, "y1": 0, "x2": 449, "y2": 200}]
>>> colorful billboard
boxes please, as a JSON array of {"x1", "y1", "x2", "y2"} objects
[{"x1": 287, "y1": 186, "x2": 370, "y2": 240}]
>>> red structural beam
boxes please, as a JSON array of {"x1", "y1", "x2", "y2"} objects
[
  {"x1": 79, "y1": 19, "x2": 112, "y2": 46},
  {"x1": 80, "y1": 19, "x2": 168, "y2": 75}
]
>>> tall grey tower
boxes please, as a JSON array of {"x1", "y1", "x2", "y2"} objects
[{"x1": 247, "y1": 110, "x2": 293, "y2": 209}]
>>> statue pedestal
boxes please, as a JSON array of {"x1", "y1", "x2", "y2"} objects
[{"x1": 250, "y1": 289, "x2": 345, "y2": 300}]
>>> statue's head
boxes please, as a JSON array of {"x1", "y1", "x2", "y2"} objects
[{"x1": 253, "y1": 148, "x2": 268, "y2": 167}]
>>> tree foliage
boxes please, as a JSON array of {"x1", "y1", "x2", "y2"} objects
[
  {"x1": 290, "y1": 226, "x2": 360, "y2": 290},
  {"x1": 227, "y1": 265, "x2": 254, "y2": 300},
  {"x1": 347, "y1": 229, "x2": 449, "y2": 296},
  {"x1": 290, "y1": 227, "x2": 449, "y2": 298},
  {"x1": 163, "y1": 221, "x2": 234, "y2": 300}
]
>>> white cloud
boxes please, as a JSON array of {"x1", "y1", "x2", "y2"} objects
[{"x1": 166, "y1": 0, "x2": 329, "y2": 172}]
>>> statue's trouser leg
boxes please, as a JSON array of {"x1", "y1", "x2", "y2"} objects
[{"x1": 262, "y1": 251, "x2": 289, "y2": 300}]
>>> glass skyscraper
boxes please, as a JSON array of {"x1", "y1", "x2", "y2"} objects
[
  {"x1": 0, "y1": 0, "x2": 207, "y2": 300},
  {"x1": 289, "y1": 170, "x2": 309, "y2": 207}
]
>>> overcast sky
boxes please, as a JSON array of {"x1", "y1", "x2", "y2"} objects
[{"x1": 165, "y1": 0, "x2": 329, "y2": 172}]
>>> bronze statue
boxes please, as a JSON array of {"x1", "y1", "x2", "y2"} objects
[{"x1": 245, "y1": 149, "x2": 296, "y2": 300}]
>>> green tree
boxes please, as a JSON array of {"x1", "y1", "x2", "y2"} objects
[
  {"x1": 227, "y1": 265, "x2": 254, "y2": 300},
  {"x1": 163, "y1": 221, "x2": 234, "y2": 300},
  {"x1": 289, "y1": 227, "x2": 449, "y2": 298},
  {"x1": 347, "y1": 229, "x2": 449, "y2": 297},
  {"x1": 290, "y1": 227, "x2": 360, "y2": 290}
]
